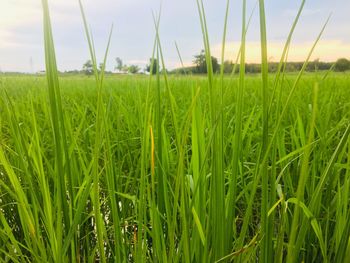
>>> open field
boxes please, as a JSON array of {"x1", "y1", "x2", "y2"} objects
[
  {"x1": 0, "y1": 72, "x2": 350, "y2": 262},
  {"x1": 1, "y1": 0, "x2": 350, "y2": 262}
]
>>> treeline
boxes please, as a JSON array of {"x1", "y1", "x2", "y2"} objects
[
  {"x1": 173, "y1": 61, "x2": 335, "y2": 74},
  {"x1": 173, "y1": 51, "x2": 350, "y2": 74}
]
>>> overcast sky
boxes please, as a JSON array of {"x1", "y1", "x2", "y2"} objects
[{"x1": 0, "y1": 0, "x2": 349, "y2": 72}]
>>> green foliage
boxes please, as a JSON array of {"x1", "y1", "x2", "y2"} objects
[
  {"x1": 0, "y1": 0, "x2": 350, "y2": 262},
  {"x1": 82, "y1": 59, "x2": 93, "y2": 75},
  {"x1": 1, "y1": 71, "x2": 350, "y2": 263},
  {"x1": 127, "y1": 64, "x2": 140, "y2": 74},
  {"x1": 193, "y1": 49, "x2": 219, "y2": 73},
  {"x1": 174, "y1": 60, "x2": 335, "y2": 75},
  {"x1": 115, "y1": 57, "x2": 123, "y2": 72},
  {"x1": 145, "y1": 57, "x2": 160, "y2": 74},
  {"x1": 335, "y1": 58, "x2": 350, "y2": 72}
]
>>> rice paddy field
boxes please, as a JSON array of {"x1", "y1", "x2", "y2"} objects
[{"x1": 1, "y1": 0, "x2": 350, "y2": 262}]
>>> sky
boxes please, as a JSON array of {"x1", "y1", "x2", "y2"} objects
[{"x1": 0, "y1": 0, "x2": 349, "y2": 72}]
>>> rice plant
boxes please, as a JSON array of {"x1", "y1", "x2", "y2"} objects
[{"x1": 0, "y1": 0, "x2": 349, "y2": 262}]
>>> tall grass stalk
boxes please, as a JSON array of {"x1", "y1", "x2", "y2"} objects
[
  {"x1": 42, "y1": 0, "x2": 71, "y2": 260},
  {"x1": 257, "y1": 0, "x2": 270, "y2": 261}
]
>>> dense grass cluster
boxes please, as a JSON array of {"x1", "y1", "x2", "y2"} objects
[
  {"x1": 0, "y1": 0, "x2": 350, "y2": 262},
  {"x1": 1, "y1": 73, "x2": 350, "y2": 262}
]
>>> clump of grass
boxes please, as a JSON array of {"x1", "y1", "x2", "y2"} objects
[{"x1": 0, "y1": 0, "x2": 349, "y2": 262}]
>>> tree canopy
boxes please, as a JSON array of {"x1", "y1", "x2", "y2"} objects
[
  {"x1": 82, "y1": 60, "x2": 93, "y2": 75},
  {"x1": 334, "y1": 58, "x2": 350, "y2": 72},
  {"x1": 115, "y1": 57, "x2": 123, "y2": 72},
  {"x1": 193, "y1": 50, "x2": 219, "y2": 74},
  {"x1": 145, "y1": 58, "x2": 160, "y2": 74},
  {"x1": 128, "y1": 65, "x2": 140, "y2": 74}
]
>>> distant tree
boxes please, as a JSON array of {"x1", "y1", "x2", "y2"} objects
[
  {"x1": 193, "y1": 50, "x2": 206, "y2": 73},
  {"x1": 83, "y1": 60, "x2": 93, "y2": 75},
  {"x1": 193, "y1": 50, "x2": 219, "y2": 74},
  {"x1": 334, "y1": 58, "x2": 350, "y2": 72},
  {"x1": 286, "y1": 63, "x2": 297, "y2": 72},
  {"x1": 128, "y1": 65, "x2": 140, "y2": 74},
  {"x1": 115, "y1": 57, "x2": 123, "y2": 72},
  {"x1": 172, "y1": 67, "x2": 195, "y2": 75},
  {"x1": 145, "y1": 58, "x2": 160, "y2": 74},
  {"x1": 222, "y1": 60, "x2": 232, "y2": 74},
  {"x1": 317, "y1": 61, "x2": 332, "y2": 71},
  {"x1": 313, "y1": 58, "x2": 320, "y2": 71},
  {"x1": 246, "y1": 63, "x2": 261, "y2": 74},
  {"x1": 268, "y1": 63, "x2": 278, "y2": 73},
  {"x1": 306, "y1": 59, "x2": 320, "y2": 72}
]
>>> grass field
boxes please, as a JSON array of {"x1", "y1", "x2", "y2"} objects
[
  {"x1": 0, "y1": 72, "x2": 350, "y2": 262},
  {"x1": 1, "y1": 0, "x2": 350, "y2": 262}
]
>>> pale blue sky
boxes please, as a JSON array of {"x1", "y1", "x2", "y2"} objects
[{"x1": 0, "y1": 0, "x2": 349, "y2": 72}]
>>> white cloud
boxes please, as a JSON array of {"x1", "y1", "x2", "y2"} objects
[
  {"x1": 0, "y1": 0, "x2": 41, "y2": 27},
  {"x1": 0, "y1": 0, "x2": 81, "y2": 48}
]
